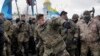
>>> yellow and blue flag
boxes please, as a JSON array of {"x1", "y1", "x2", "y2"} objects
[{"x1": 48, "y1": 7, "x2": 59, "y2": 15}]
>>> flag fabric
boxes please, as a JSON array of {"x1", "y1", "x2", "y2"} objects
[
  {"x1": 15, "y1": 0, "x2": 17, "y2": 2},
  {"x1": 26, "y1": 0, "x2": 36, "y2": 16},
  {"x1": 32, "y1": 0, "x2": 36, "y2": 5},
  {"x1": 1, "y1": 0, "x2": 12, "y2": 19},
  {"x1": 26, "y1": 0, "x2": 36, "y2": 6},
  {"x1": 48, "y1": 7, "x2": 59, "y2": 16}
]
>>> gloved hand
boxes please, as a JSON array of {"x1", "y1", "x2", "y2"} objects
[{"x1": 63, "y1": 22, "x2": 71, "y2": 29}]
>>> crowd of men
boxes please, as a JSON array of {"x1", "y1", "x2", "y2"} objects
[{"x1": 0, "y1": 9, "x2": 100, "y2": 56}]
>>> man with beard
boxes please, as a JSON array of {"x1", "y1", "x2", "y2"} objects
[
  {"x1": 72, "y1": 14, "x2": 79, "y2": 24},
  {"x1": 71, "y1": 14, "x2": 80, "y2": 56},
  {"x1": 63, "y1": 14, "x2": 79, "y2": 56}
]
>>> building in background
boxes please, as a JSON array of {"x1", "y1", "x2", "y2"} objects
[
  {"x1": 43, "y1": 0, "x2": 59, "y2": 19},
  {"x1": 43, "y1": 0, "x2": 51, "y2": 19}
]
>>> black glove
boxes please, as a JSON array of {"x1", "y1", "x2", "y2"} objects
[{"x1": 63, "y1": 22, "x2": 71, "y2": 29}]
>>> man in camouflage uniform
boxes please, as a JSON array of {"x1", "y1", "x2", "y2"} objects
[
  {"x1": 4, "y1": 20, "x2": 12, "y2": 56},
  {"x1": 18, "y1": 15, "x2": 31, "y2": 56},
  {"x1": 34, "y1": 14, "x2": 45, "y2": 56},
  {"x1": 65, "y1": 14, "x2": 79, "y2": 56},
  {"x1": 60, "y1": 11, "x2": 79, "y2": 56},
  {"x1": 71, "y1": 14, "x2": 80, "y2": 56},
  {"x1": 10, "y1": 20, "x2": 20, "y2": 56},
  {"x1": 28, "y1": 18, "x2": 36, "y2": 55},
  {"x1": 4, "y1": 19, "x2": 19, "y2": 56},
  {"x1": 72, "y1": 14, "x2": 79, "y2": 24},
  {"x1": 76, "y1": 11, "x2": 100, "y2": 56},
  {"x1": 34, "y1": 14, "x2": 70, "y2": 56}
]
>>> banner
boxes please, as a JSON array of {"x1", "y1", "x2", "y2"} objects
[{"x1": 1, "y1": 0, "x2": 12, "y2": 19}]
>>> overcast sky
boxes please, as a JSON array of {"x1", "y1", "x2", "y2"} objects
[{"x1": 0, "y1": 0, "x2": 100, "y2": 18}]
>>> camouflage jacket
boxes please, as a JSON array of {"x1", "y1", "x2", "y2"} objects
[
  {"x1": 76, "y1": 18, "x2": 100, "y2": 42},
  {"x1": 60, "y1": 19, "x2": 77, "y2": 44},
  {"x1": 4, "y1": 20, "x2": 12, "y2": 43},
  {"x1": 18, "y1": 21, "x2": 31, "y2": 42},
  {"x1": 34, "y1": 18, "x2": 66, "y2": 54},
  {"x1": 30, "y1": 23, "x2": 35, "y2": 37}
]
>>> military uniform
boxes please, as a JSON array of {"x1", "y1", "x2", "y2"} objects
[
  {"x1": 34, "y1": 18, "x2": 70, "y2": 56},
  {"x1": 28, "y1": 23, "x2": 36, "y2": 55},
  {"x1": 18, "y1": 20, "x2": 31, "y2": 56},
  {"x1": 10, "y1": 23, "x2": 19, "y2": 56},
  {"x1": 4, "y1": 20, "x2": 12, "y2": 56},
  {"x1": 76, "y1": 18, "x2": 100, "y2": 56},
  {"x1": 60, "y1": 19, "x2": 78, "y2": 56}
]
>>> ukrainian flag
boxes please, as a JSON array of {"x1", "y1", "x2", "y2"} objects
[
  {"x1": 48, "y1": 6, "x2": 59, "y2": 15},
  {"x1": 0, "y1": 0, "x2": 12, "y2": 19}
]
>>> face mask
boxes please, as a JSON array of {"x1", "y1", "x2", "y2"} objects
[{"x1": 84, "y1": 16, "x2": 91, "y2": 24}]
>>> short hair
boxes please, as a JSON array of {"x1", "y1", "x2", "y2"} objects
[
  {"x1": 0, "y1": 13, "x2": 4, "y2": 16},
  {"x1": 36, "y1": 14, "x2": 44, "y2": 20},
  {"x1": 16, "y1": 18, "x2": 20, "y2": 23},
  {"x1": 60, "y1": 11, "x2": 67, "y2": 16}
]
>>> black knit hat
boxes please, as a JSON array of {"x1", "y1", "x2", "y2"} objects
[{"x1": 60, "y1": 11, "x2": 67, "y2": 16}]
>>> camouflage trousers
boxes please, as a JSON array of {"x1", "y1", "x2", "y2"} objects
[
  {"x1": 43, "y1": 47, "x2": 70, "y2": 56},
  {"x1": 3, "y1": 43, "x2": 11, "y2": 56},
  {"x1": 0, "y1": 42, "x2": 4, "y2": 56},
  {"x1": 66, "y1": 43, "x2": 78, "y2": 56},
  {"x1": 18, "y1": 42, "x2": 29, "y2": 56},
  {"x1": 38, "y1": 45, "x2": 44, "y2": 56},
  {"x1": 81, "y1": 41, "x2": 100, "y2": 56}
]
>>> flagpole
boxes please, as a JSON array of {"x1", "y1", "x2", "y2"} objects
[
  {"x1": 31, "y1": 5, "x2": 34, "y2": 16},
  {"x1": 26, "y1": 5, "x2": 29, "y2": 19},
  {"x1": 31, "y1": 0, "x2": 35, "y2": 16},
  {"x1": 15, "y1": 1, "x2": 20, "y2": 18},
  {"x1": 26, "y1": 5, "x2": 29, "y2": 15},
  {"x1": 36, "y1": 0, "x2": 38, "y2": 15}
]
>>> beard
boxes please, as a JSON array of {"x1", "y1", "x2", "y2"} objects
[{"x1": 73, "y1": 19, "x2": 78, "y2": 23}]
